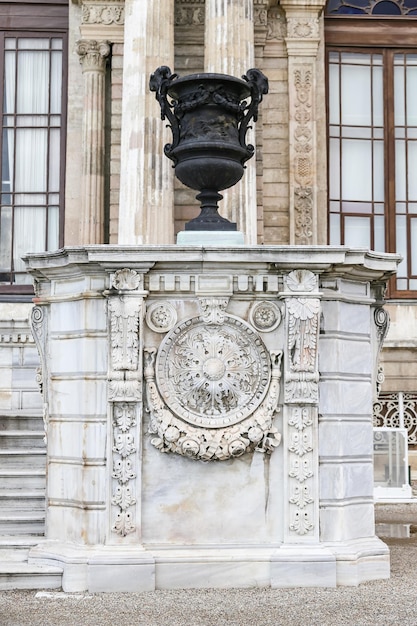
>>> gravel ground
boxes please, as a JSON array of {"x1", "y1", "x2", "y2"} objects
[{"x1": 0, "y1": 503, "x2": 416, "y2": 626}]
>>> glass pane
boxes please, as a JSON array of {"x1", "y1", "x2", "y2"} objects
[
  {"x1": 50, "y1": 51, "x2": 62, "y2": 114},
  {"x1": 407, "y1": 141, "x2": 417, "y2": 200},
  {"x1": 409, "y1": 203, "x2": 417, "y2": 213},
  {"x1": 14, "y1": 194, "x2": 46, "y2": 206},
  {"x1": 406, "y1": 65, "x2": 417, "y2": 126},
  {"x1": 51, "y1": 39, "x2": 62, "y2": 50},
  {"x1": 329, "y1": 213, "x2": 341, "y2": 245},
  {"x1": 410, "y1": 279, "x2": 417, "y2": 289},
  {"x1": 5, "y1": 38, "x2": 16, "y2": 50},
  {"x1": 342, "y1": 139, "x2": 372, "y2": 201},
  {"x1": 47, "y1": 206, "x2": 59, "y2": 251},
  {"x1": 49, "y1": 129, "x2": 61, "y2": 192},
  {"x1": 16, "y1": 116, "x2": 48, "y2": 127},
  {"x1": 395, "y1": 140, "x2": 406, "y2": 201},
  {"x1": 4, "y1": 51, "x2": 16, "y2": 114},
  {"x1": 0, "y1": 207, "x2": 12, "y2": 274},
  {"x1": 374, "y1": 215, "x2": 385, "y2": 251},
  {"x1": 15, "y1": 129, "x2": 47, "y2": 192},
  {"x1": 396, "y1": 214, "x2": 407, "y2": 276},
  {"x1": 17, "y1": 51, "x2": 49, "y2": 114},
  {"x1": 411, "y1": 218, "x2": 417, "y2": 274},
  {"x1": 48, "y1": 193, "x2": 59, "y2": 204},
  {"x1": 342, "y1": 201, "x2": 372, "y2": 213},
  {"x1": 13, "y1": 207, "x2": 46, "y2": 274},
  {"x1": 2, "y1": 129, "x2": 14, "y2": 192},
  {"x1": 342, "y1": 127, "x2": 372, "y2": 139},
  {"x1": 18, "y1": 38, "x2": 49, "y2": 50},
  {"x1": 341, "y1": 63, "x2": 372, "y2": 126},
  {"x1": 373, "y1": 65, "x2": 383, "y2": 126},
  {"x1": 396, "y1": 202, "x2": 406, "y2": 214},
  {"x1": 394, "y1": 62, "x2": 405, "y2": 126},
  {"x1": 374, "y1": 140, "x2": 384, "y2": 202},
  {"x1": 329, "y1": 138, "x2": 340, "y2": 199},
  {"x1": 50, "y1": 115, "x2": 61, "y2": 127},
  {"x1": 344, "y1": 215, "x2": 371, "y2": 247},
  {"x1": 328, "y1": 63, "x2": 340, "y2": 125},
  {"x1": 341, "y1": 52, "x2": 374, "y2": 65}
]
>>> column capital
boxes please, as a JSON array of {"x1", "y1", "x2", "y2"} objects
[
  {"x1": 280, "y1": 2, "x2": 324, "y2": 57},
  {"x1": 76, "y1": 39, "x2": 111, "y2": 72}
]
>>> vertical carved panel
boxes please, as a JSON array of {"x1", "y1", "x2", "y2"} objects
[
  {"x1": 30, "y1": 306, "x2": 49, "y2": 442},
  {"x1": 107, "y1": 269, "x2": 145, "y2": 538},
  {"x1": 293, "y1": 66, "x2": 314, "y2": 245},
  {"x1": 283, "y1": 270, "x2": 320, "y2": 540},
  {"x1": 111, "y1": 402, "x2": 137, "y2": 536}
]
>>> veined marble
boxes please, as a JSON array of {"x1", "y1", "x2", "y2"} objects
[{"x1": 23, "y1": 245, "x2": 398, "y2": 591}]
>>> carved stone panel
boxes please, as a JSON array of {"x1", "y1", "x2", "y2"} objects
[
  {"x1": 30, "y1": 305, "x2": 49, "y2": 442},
  {"x1": 111, "y1": 402, "x2": 137, "y2": 536},
  {"x1": 145, "y1": 299, "x2": 283, "y2": 461},
  {"x1": 283, "y1": 269, "x2": 320, "y2": 540}
]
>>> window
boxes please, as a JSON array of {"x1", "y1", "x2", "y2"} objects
[
  {"x1": 0, "y1": 3, "x2": 67, "y2": 294},
  {"x1": 326, "y1": 7, "x2": 417, "y2": 297}
]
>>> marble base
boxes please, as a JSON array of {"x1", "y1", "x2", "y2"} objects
[
  {"x1": 30, "y1": 539, "x2": 389, "y2": 592},
  {"x1": 22, "y1": 245, "x2": 399, "y2": 592},
  {"x1": 176, "y1": 230, "x2": 245, "y2": 245}
]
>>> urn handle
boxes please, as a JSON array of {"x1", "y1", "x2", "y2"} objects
[
  {"x1": 240, "y1": 68, "x2": 269, "y2": 163},
  {"x1": 149, "y1": 66, "x2": 180, "y2": 162}
]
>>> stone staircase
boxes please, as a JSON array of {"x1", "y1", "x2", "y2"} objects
[{"x1": 0, "y1": 412, "x2": 62, "y2": 589}]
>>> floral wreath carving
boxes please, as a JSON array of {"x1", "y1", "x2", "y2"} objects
[{"x1": 144, "y1": 311, "x2": 283, "y2": 461}]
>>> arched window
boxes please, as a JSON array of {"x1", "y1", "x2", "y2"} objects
[{"x1": 325, "y1": 1, "x2": 417, "y2": 296}]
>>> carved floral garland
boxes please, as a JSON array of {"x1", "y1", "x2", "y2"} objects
[
  {"x1": 145, "y1": 347, "x2": 282, "y2": 461},
  {"x1": 144, "y1": 299, "x2": 282, "y2": 461}
]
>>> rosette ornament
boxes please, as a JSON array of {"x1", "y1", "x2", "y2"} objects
[{"x1": 150, "y1": 66, "x2": 268, "y2": 231}]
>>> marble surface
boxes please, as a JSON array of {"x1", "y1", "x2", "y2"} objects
[{"x1": 23, "y1": 246, "x2": 397, "y2": 591}]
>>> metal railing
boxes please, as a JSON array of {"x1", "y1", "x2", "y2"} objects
[{"x1": 373, "y1": 392, "x2": 417, "y2": 445}]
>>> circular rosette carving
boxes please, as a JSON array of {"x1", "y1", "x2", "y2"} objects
[
  {"x1": 145, "y1": 346, "x2": 283, "y2": 461},
  {"x1": 146, "y1": 302, "x2": 177, "y2": 333},
  {"x1": 250, "y1": 301, "x2": 282, "y2": 332},
  {"x1": 156, "y1": 316, "x2": 271, "y2": 428}
]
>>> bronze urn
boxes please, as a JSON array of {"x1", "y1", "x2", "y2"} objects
[{"x1": 150, "y1": 66, "x2": 268, "y2": 231}]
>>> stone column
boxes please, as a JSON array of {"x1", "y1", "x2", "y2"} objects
[
  {"x1": 281, "y1": 0, "x2": 327, "y2": 245},
  {"x1": 76, "y1": 40, "x2": 110, "y2": 244},
  {"x1": 204, "y1": 0, "x2": 258, "y2": 244},
  {"x1": 118, "y1": 0, "x2": 174, "y2": 245}
]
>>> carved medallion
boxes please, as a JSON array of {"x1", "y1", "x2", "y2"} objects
[
  {"x1": 146, "y1": 302, "x2": 177, "y2": 333},
  {"x1": 250, "y1": 301, "x2": 282, "y2": 332},
  {"x1": 156, "y1": 315, "x2": 271, "y2": 428}
]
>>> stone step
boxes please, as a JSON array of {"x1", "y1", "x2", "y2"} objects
[
  {"x1": 0, "y1": 536, "x2": 42, "y2": 562},
  {"x1": 0, "y1": 414, "x2": 44, "y2": 431},
  {"x1": 0, "y1": 449, "x2": 46, "y2": 470},
  {"x1": 0, "y1": 470, "x2": 45, "y2": 490},
  {"x1": 0, "y1": 490, "x2": 45, "y2": 511},
  {"x1": 0, "y1": 512, "x2": 45, "y2": 536},
  {"x1": 0, "y1": 561, "x2": 62, "y2": 590},
  {"x1": 0, "y1": 430, "x2": 45, "y2": 449}
]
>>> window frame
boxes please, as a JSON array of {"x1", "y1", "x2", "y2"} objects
[
  {"x1": 0, "y1": 1, "x2": 68, "y2": 296},
  {"x1": 325, "y1": 16, "x2": 417, "y2": 298}
]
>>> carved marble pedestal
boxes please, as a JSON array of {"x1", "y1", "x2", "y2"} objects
[{"x1": 24, "y1": 245, "x2": 397, "y2": 592}]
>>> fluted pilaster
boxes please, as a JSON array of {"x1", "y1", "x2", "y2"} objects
[
  {"x1": 204, "y1": 0, "x2": 257, "y2": 244},
  {"x1": 118, "y1": 0, "x2": 175, "y2": 245},
  {"x1": 76, "y1": 39, "x2": 110, "y2": 244}
]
